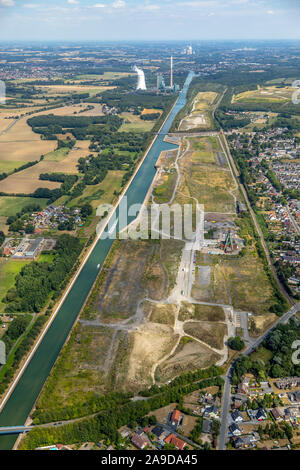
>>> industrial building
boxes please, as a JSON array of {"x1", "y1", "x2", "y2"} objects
[
  {"x1": 12, "y1": 238, "x2": 45, "y2": 260},
  {"x1": 156, "y1": 56, "x2": 180, "y2": 94}
]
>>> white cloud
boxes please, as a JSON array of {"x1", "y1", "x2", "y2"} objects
[
  {"x1": 67, "y1": 0, "x2": 79, "y2": 4},
  {"x1": 267, "y1": 10, "x2": 275, "y2": 15},
  {"x1": 143, "y1": 4, "x2": 160, "y2": 11},
  {"x1": 0, "y1": 0, "x2": 15, "y2": 6},
  {"x1": 91, "y1": 3, "x2": 106, "y2": 7},
  {"x1": 23, "y1": 3, "x2": 41, "y2": 8},
  {"x1": 112, "y1": 0, "x2": 125, "y2": 8}
]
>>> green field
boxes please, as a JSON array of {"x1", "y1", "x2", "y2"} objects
[
  {"x1": 0, "y1": 197, "x2": 48, "y2": 217},
  {"x1": 67, "y1": 170, "x2": 124, "y2": 209},
  {"x1": 43, "y1": 147, "x2": 69, "y2": 162},
  {"x1": 0, "y1": 259, "x2": 31, "y2": 311},
  {"x1": 119, "y1": 112, "x2": 156, "y2": 133},
  {"x1": 0, "y1": 160, "x2": 26, "y2": 174}
]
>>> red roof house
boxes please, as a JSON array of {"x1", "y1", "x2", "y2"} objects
[{"x1": 165, "y1": 434, "x2": 186, "y2": 450}]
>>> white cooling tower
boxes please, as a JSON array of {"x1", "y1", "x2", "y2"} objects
[{"x1": 134, "y1": 66, "x2": 147, "y2": 91}]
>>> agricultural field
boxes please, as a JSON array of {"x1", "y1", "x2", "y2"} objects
[
  {"x1": 38, "y1": 103, "x2": 104, "y2": 118},
  {"x1": 0, "y1": 196, "x2": 48, "y2": 217},
  {"x1": 180, "y1": 91, "x2": 218, "y2": 131},
  {"x1": 233, "y1": 85, "x2": 294, "y2": 104},
  {"x1": 0, "y1": 111, "x2": 57, "y2": 174},
  {"x1": 75, "y1": 72, "x2": 135, "y2": 81},
  {"x1": 0, "y1": 140, "x2": 91, "y2": 194},
  {"x1": 35, "y1": 84, "x2": 115, "y2": 97}
]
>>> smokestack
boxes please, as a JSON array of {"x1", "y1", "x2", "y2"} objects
[{"x1": 170, "y1": 56, "x2": 173, "y2": 89}]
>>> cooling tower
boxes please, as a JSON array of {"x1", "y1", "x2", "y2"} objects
[{"x1": 134, "y1": 66, "x2": 147, "y2": 91}]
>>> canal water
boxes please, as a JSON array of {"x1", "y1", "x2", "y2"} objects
[{"x1": 0, "y1": 71, "x2": 194, "y2": 449}]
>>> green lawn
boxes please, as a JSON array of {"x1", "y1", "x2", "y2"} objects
[
  {"x1": 0, "y1": 197, "x2": 48, "y2": 217},
  {"x1": 0, "y1": 259, "x2": 31, "y2": 311},
  {"x1": 38, "y1": 253, "x2": 55, "y2": 263}
]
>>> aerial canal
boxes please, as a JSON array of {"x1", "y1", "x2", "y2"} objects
[{"x1": 0, "y1": 71, "x2": 194, "y2": 450}]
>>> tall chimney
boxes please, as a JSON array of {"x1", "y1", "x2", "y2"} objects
[{"x1": 170, "y1": 56, "x2": 173, "y2": 89}]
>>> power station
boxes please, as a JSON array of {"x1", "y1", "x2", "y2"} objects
[
  {"x1": 156, "y1": 56, "x2": 179, "y2": 94},
  {"x1": 134, "y1": 56, "x2": 179, "y2": 94}
]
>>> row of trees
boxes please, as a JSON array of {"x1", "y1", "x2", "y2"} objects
[{"x1": 20, "y1": 375, "x2": 224, "y2": 449}]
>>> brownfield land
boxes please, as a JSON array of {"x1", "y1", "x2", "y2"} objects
[{"x1": 155, "y1": 338, "x2": 221, "y2": 383}]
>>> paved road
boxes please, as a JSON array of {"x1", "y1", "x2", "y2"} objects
[
  {"x1": 0, "y1": 118, "x2": 19, "y2": 137},
  {"x1": 286, "y1": 206, "x2": 300, "y2": 236},
  {"x1": 244, "y1": 302, "x2": 300, "y2": 355},
  {"x1": 218, "y1": 369, "x2": 233, "y2": 450}
]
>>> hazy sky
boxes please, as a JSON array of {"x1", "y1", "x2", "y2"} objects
[{"x1": 0, "y1": 0, "x2": 299, "y2": 41}]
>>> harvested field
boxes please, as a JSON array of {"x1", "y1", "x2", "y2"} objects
[
  {"x1": 0, "y1": 140, "x2": 91, "y2": 194},
  {"x1": 183, "y1": 321, "x2": 227, "y2": 350},
  {"x1": 0, "y1": 140, "x2": 56, "y2": 164},
  {"x1": 156, "y1": 338, "x2": 221, "y2": 383},
  {"x1": 0, "y1": 163, "x2": 61, "y2": 194},
  {"x1": 36, "y1": 103, "x2": 104, "y2": 117},
  {"x1": 36, "y1": 85, "x2": 115, "y2": 96},
  {"x1": 76, "y1": 72, "x2": 135, "y2": 81}
]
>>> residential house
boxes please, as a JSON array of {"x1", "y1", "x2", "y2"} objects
[
  {"x1": 164, "y1": 434, "x2": 186, "y2": 450},
  {"x1": 231, "y1": 410, "x2": 244, "y2": 423},
  {"x1": 202, "y1": 419, "x2": 213, "y2": 434},
  {"x1": 203, "y1": 405, "x2": 219, "y2": 420},
  {"x1": 170, "y1": 409, "x2": 181, "y2": 428},
  {"x1": 256, "y1": 408, "x2": 267, "y2": 421},
  {"x1": 270, "y1": 408, "x2": 283, "y2": 422},
  {"x1": 152, "y1": 426, "x2": 169, "y2": 441},
  {"x1": 229, "y1": 423, "x2": 242, "y2": 437},
  {"x1": 131, "y1": 432, "x2": 150, "y2": 450}
]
